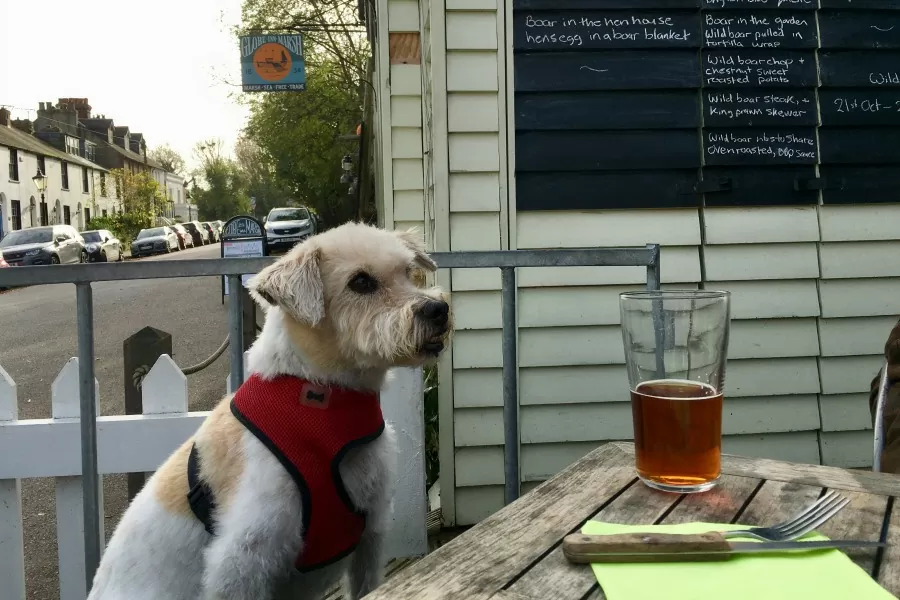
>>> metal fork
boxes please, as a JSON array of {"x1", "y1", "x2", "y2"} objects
[{"x1": 722, "y1": 491, "x2": 850, "y2": 542}]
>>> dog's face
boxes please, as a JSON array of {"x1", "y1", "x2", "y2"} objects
[{"x1": 248, "y1": 223, "x2": 451, "y2": 370}]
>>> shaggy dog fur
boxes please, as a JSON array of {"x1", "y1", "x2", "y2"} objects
[{"x1": 87, "y1": 223, "x2": 451, "y2": 600}]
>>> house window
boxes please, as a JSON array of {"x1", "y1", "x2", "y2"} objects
[
  {"x1": 65, "y1": 136, "x2": 80, "y2": 156},
  {"x1": 102, "y1": 209, "x2": 108, "y2": 217},
  {"x1": 63, "y1": 205, "x2": 71, "y2": 225},
  {"x1": 100, "y1": 173, "x2": 107, "y2": 196},
  {"x1": 37, "y1": 155, "x2": 45, "y2": 176},
  {"x1": 39, "y1": 201, "x2": 49, "y2": 226},
  {"x1": 8, "y1": 149, "x2": 18, "y2": 181},
  {"x1": 61, "y1": 162, "x2": 69, "y2": 189},
  {"x1": 85, "y1": 207, "x2": 91, "y2": 225},
  {"x1": 85, "y1": 142, "x2": 96, "y2": 162},
  {"x1": 115, "y1": 178, "x2": 121, "y2": 199},
  {"x1": 82, "y1": 167, "x2": 89, "y2": 193},
  {"x1": 11, "y1": 200, "x2": 21, "y2": 230}
]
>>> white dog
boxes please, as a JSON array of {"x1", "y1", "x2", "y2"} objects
[{"x1": 87, "y1": 223, "x2": 451, "y2": 600}]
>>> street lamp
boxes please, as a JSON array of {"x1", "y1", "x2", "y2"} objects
[
  {"x1": 33, "y1": 169, "x2": 47, "y2": 226},
  {"x1": 32, "y1": 168, "x2": 47, "y2": 200}
]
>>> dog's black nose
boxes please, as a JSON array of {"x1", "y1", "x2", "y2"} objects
[{"x1": 420, "y1": 300, "x2": 449, "y2": 324}]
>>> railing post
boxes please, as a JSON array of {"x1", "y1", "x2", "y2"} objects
[
  {"x1": 75, "y1": 282, "x2": 102, "y2": 590},
  {"x1": 645, "y1": 244, "x2": 666, "y2": 380},
  {"x1": 500, "y1": 266, "x2": 519, "y2": 505},
  {"x1": 228, "y1": 275, "x2": 245, "y2": 392}
]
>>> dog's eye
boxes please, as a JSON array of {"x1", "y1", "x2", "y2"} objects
[{"x1": 348, "y1": 271, "x2": 379, "y2": 294}]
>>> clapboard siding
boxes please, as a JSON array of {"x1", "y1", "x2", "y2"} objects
[
  {"x1": 704, "y1": 244, "x2": 820, "y2": 281},
  {"x1": 819, "y1": 316, "x2": 898, "y2": 357},
  {"x1": 706, "y1": 280, "x2": 820, "y2": 319},
  {"x1": 371, "y1": 0, "x2": 900, "y2": 527},
  {"x1": 704, "y1": 207, "x2": 820, "y2": 245},
  {"x1": 820, "y1": 393, "x2": 873, "y2": 432},
  {"x1": 820, "y1": 278, "x2": 900, "y2": 318},
  {"x1": 820, "y1": 205, "x2": 900, "y2": 242},
  {"x1": 820, "y1": 355, "x2": 884, "y2": 395},
  {"x1": 820, "y1": 242, "x2": 900, "y2": 279},
  {"x1": 449, "y1": 246, "x2": 701, "y2": 292},
  {"x1": 517, "y1": 209, "x2": 701, "y2": 248},
  {"x1": 821, "y1": 431, "x2": 875, "y2": 469}
]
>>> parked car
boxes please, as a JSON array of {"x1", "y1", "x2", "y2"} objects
[
  {"x1": 0, "y1": 225, "x2": 86, "y2": 265},
  {"x1": 171, "y1": 224, "x2": 194, "y2": 250},
  {"x1": 0, "y1": 255, "x2": 8, "y2": 291},
  {"x1": 201, "y1": 222, "x2": 220, "y2": 243},
  {"x1": 264, "y1": 207, "x2": 316, "y2": 251},
  {"x1": 81, "y1": 229, "x2": 124, "y2": 263},
  {"x1": 182, "y1": 221, "x2": 210, "y2": 246},
  {"x1": 131, "y1": 226, "x2": 180, "y2": 257}
]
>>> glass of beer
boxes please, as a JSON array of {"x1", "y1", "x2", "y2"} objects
[{"x1": 619, "y1": 290, "x2": 731, "y2": 493}]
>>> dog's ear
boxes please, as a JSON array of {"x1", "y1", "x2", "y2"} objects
[
  {"x1": 395, "y1": 228, "x2": 437, "y2": 272},
  {"x1": 247, "y1": 243, "x2": 325, "y2": 325}
]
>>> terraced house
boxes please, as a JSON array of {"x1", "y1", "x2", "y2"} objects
[{"x1": 0, "y1": 107, "x2": 114, "y2": 237}]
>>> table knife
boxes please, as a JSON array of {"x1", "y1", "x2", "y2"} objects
[{"x1": 563, "y1": 532, "x2": 887, "y2": 564}]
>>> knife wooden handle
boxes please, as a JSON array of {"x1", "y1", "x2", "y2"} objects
[{"x1": 562, "y1": 532, "x2": 733, "y2": 564}]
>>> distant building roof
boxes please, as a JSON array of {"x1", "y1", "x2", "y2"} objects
[{"x1": 0, "y1": 125, "x2": 107, "y2": 172}]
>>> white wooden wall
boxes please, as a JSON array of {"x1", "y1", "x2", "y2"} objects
[{"x1": 372, "y1": 0, "x2": 893, "y2": 527}]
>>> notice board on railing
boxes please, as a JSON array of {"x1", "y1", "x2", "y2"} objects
[{"x1": 513, "y1": 0, "x2": 900, "y2": 211}]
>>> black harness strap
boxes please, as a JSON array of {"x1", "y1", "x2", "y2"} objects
[{"x1": 186, "y1": 443, "x2": 217, "y2": 535}]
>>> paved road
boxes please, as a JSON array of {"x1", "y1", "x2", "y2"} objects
[{"x1": 0, "y1": 242, "x2": 240, "y2": 599}]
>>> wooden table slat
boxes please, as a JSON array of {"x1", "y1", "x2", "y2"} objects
[
  {"x1": 659, "y1": 474, "x2": 762, "y2": 526},
  {"x1": 814, "y1": 491, "x2": 889, "y2": 575},
  {"x1": 378, "y1": 443, "x2": 900, "y2": 599},
  {"x1": 364, "y1": 444, "x2": 636, "y2": 600},
  {"x1": 506, "y1": 477, "x2": 683, "y2": 600},
  {"x1": 878, "y1": 499, "x2": 900, "y2": 597}
]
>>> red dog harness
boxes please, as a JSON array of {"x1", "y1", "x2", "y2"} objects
[{"x1": 186, "y1": 374, "x2": 385, "y2": 571}]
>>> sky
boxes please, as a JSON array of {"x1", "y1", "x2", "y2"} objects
[{"x1": 0, "y1": 0, "x2": 250, "y2": 172}]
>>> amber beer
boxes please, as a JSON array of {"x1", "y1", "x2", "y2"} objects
[
  {"x1": 631, "y1": 380, "x2": 723, "y2": 490},
  {"x1": 620, "y1": 290, "x2": 730, "y2": 493}
]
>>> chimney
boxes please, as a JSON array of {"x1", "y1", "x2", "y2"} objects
[
  {"x1": 60, "y1": 97, "x2": 92, "y2": 120},
  {"x1": 0, "y1": 108, "x2": 9, "y2": 127},
  {"x1": 11, "y1": 119, "x2": 34, "y2": 134}
]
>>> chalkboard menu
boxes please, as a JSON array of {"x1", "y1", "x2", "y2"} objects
[{"x1": 513, "y1": 0, "x2": 900, "y2": 210}]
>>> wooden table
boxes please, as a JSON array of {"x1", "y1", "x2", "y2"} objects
[{"x1": 366, "y1": 442, "x2": 900, "y2": 600}]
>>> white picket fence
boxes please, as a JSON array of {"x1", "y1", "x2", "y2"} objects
[{"x1": 0, "y1": 355, "x2": 426, "y2": 600}]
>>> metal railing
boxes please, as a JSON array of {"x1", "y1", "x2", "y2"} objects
[{"x1": 0, "y1": 244, "x2": 660, "y2": 590}]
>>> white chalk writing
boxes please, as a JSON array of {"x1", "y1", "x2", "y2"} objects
[
  {"x1": 522, "y1": 13, "x2": 694, "y2": 46},
  {"x1": 704, "y1": 13, "x2": 812, "y2": 48},
  {"x1": 704, "y1": 53, "x2": 808, "y2": 85},
  {"x1": 706, "y1": 131, "x2": 816, "y2": 160}
]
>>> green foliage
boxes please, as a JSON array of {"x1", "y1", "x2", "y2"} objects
[
  {"x1": 238, "y1": 0, "x2": 371, "y2": 228},
  {"x1": 86, "y1": 212, "x2": 152, "y2": 248},
  {"x1": 191, "y1": 139, "x2": 252, "y2": 221},
  {"x1": 111, "y1": 169, "x2": 167, "y2": 222},
  {"x1": 148, "y1": 145, "x2": 186, "y2": 176}
]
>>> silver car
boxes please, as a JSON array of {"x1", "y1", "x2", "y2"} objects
[
  {"x1": 131, "y1": 226, "x2": 180, "y2": 257},
  {"x1": 264, "y1": 207, "x2": 316, "y2": 251}
]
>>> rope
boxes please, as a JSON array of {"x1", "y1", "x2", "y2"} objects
[{"x1": 180, "y1": 336, "x2": 230, "y2": 375}]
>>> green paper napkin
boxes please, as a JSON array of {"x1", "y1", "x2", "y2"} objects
[{"x1": 581, "y1": 521, "x2": 897, "y2": 600}]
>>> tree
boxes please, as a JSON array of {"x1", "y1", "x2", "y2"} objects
[
  {"x1": 238, "y1": 0, "x2": 373, "y2": 227},
  {"x1": 111, "y1": 169, "x2": 166, "y2": 220},
  {"x1": 234, "y1": 135, "x2": 294, "y2": 217},
  {"x1": 148, "y1": 144, "x2": 186, "y2": 176},
  {"x1": 192, "y1": 139, "x2": 252, "y2": 220}
]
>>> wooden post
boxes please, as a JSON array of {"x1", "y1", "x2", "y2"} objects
[
  {"x1": 0, "y1": 364, "x2": 25, "y2": 600},
  {"x1": 53, "y1": 358, "x2": 103, "y2": 600},
  {"x1": 123, "y1": 327, "x2": 172, "y2": 500}
]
